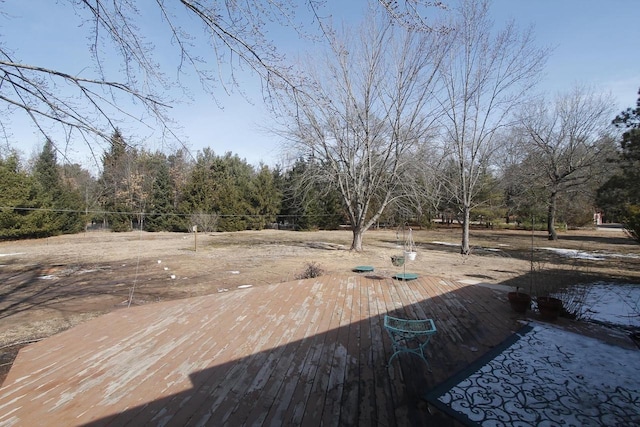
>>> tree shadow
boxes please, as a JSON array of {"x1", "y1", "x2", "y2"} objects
[
  {"x1": 0, "y1": 260, "x2": 196, "y2": 321},
  {"x1": 551, "y1": 233, "x2": 636, "y2": 246},
  {"x1": 480, "y1": 229, "x2": 636, "y2": 247},
  {"x1": 501, "y1": 268, "x2": 592, "y2": 295}
]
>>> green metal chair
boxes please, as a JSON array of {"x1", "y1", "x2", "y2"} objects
[{"x1": 384, "y1": 315, "x2": 437, "y2": 370}]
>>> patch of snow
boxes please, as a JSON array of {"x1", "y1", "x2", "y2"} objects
[
  {"x1": 539, "y1": 247, "x2": 606, "y2": 261},
  {"x1": 0, "y1": 253, "x2": 25, "y2": 257},
  {"x1": 539, "y1": 247, "x2": 640, "y2": 261},
  {"x1": 229, "y1": 271, "x2": 240, "y2": 275},
  {"x1": 38, "y1": 275, "x2": 56, "y2": 280},
  {"x1": 529, "y1": 322, "x2": 640, "y2": 386},
  {"x1": 458, "y1": 279, "x2": 481, "y2": 285},
  {"x1": 237, "y1": 285, "x2": 253, "y2": 289},
  {"x1": 572, "y1": 282, "x2": 640, "y2": 328},
  {"x1": 431, "y1": 241, "x2": 460, "y2": 247}
]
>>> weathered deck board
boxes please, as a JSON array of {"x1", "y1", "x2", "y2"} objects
[{"x1": 0, "y1": 274, "x2": 521, "y2": 426}]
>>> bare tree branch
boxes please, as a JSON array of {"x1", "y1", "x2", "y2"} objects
[
  {"x1": 274, "y1": 8, "x2": 446, "y2": 250},
  {"x1": 516, "y1": 85, "x2": 616, "y2": 240},
  {"x1": 1, "y1": 0, "x2": 448, "y2": 168},
  {"x1": 435, "y1": 0, "x2": 548, "y2": 254}
]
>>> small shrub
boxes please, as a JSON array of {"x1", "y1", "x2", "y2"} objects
[
  {"x1": 554, "y1": 285, "x2": 593, "y2": 320},
  {"x1": 190, "y1": 212, "x2": 218, "y2": 233},
  {"x1": 296, "y1": 262, "x2": 324, "y2": 279}
]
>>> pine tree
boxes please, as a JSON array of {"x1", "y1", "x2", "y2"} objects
[
  {"x1": 0, "y1": 152, "x2": 49, "y2": 238},
  {"x1": 277, "y1": 158, "x2": 343, "y2": 231},
  {"x1": 145, "y1": 154, "x2": 181, "y2": 231},
  {"x1": 179, "y1": 148, "x2": 220, "y2": 232},
  {"x1": 248, "y1": 165, "x2": 282, "y2": 230},
  {"x1": 597, "y1": 89, "x2": 640, "y2": 240},
  {"x1": 33, "y1": 139, "x2": 84, "y2": 235},
  {"x1": 99, "y1": 130, "x2": 135, "y2": 231}
]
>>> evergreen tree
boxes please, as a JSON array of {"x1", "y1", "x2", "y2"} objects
[
  {"x1": 278, "y1": 159, "x2": 312, "y2": 230},
  {"x1": 31, "y1": 139, "x2": 60, "y2": 235},
  {"x1": 145, "y1": 154, "x2": 183, "y2": 231},
  {"x1": 0, "y1": 151, "x2": 49, "y2": 239},
  {"x1": 33, "y1": 139, "x2": 84, "y2": 235},
  {"x1": 179, "y1": 148, "x2": 220, "y2": 232},
  {"x1": 180, "y1": 151, "x2": 268, "y2": 232},
  {"x1": 277, "y1": 158, "x2": 343, "y2": 230},
  {"x1": 99, "y1": 130, "x2": 135, "y2": 231},
  {"x1": 597, "y1": 89, "x2": 640, "y2": 240},
  {"x1": 33, "y1": 140, "x2": 61, "y2": 194},
  {"x1": 248, "y1": 165, "x2": 281, "y2": 230},
  {"x1": 209, "y1": 153, "x2": 254, "y2": 231}
]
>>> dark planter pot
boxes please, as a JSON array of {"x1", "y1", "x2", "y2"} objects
[
  {"x1": 508, "y1": 292, "x2": 531, "y2": 313},
  {"x1": 537, "y1": 296, "x2": 563, "y2": 321}
]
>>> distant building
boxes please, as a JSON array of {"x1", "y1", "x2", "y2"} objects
[{"x1": 593, "y1": 211, "x2": 603, "y2": 225}]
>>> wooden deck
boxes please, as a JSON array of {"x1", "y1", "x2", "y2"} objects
[{"x1": 0, "y1": 274, "x2": 521, "y2": 426}]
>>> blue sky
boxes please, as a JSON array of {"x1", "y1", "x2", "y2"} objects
[{"x1": 2, "y1": 0, "x2": 638, "y2": 170}]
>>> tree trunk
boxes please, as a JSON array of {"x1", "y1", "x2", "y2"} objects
[
  {"x1": 351, "y1": 227, "x2": 364, "y2": 252},
  {"x1": 547, "y1": 190, "x2": 558, "y2": 241},
  {"x1": 461, "y1": 205, "x2": 471, "y2": 255}
]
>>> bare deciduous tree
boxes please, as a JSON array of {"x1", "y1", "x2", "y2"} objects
[
  {"x1": 436, "y1": 0, "x2": 547, "y2": 254},
  {"x1": 275, "y1": 9, "x2": 447, "y2": 251},
  {"x1": 517, "y1": 86, "x2": 616, "y2": 240},
  {"x1": 1, "y1": 0, "x2": 303, "y2": 160},
  {"x1": 1, "y1": 1, "x2": 446, "y2": 164}
]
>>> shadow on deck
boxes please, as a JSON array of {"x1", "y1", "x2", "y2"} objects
[{"x1": 0, "y1": 274, "x2": 521, "y2": 426}]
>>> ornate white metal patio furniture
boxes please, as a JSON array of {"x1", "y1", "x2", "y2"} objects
[{"x1": 384, "y1": 315, "x2": 437, "y2": 370}]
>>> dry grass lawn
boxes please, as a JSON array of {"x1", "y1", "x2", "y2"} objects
[{"x1": 1, "y1": 225, "x2": 638, "y2": 385}]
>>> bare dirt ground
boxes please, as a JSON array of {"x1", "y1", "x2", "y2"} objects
[{"x1": 1, "y1": 225, "x2": 639, "y2": 385}]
